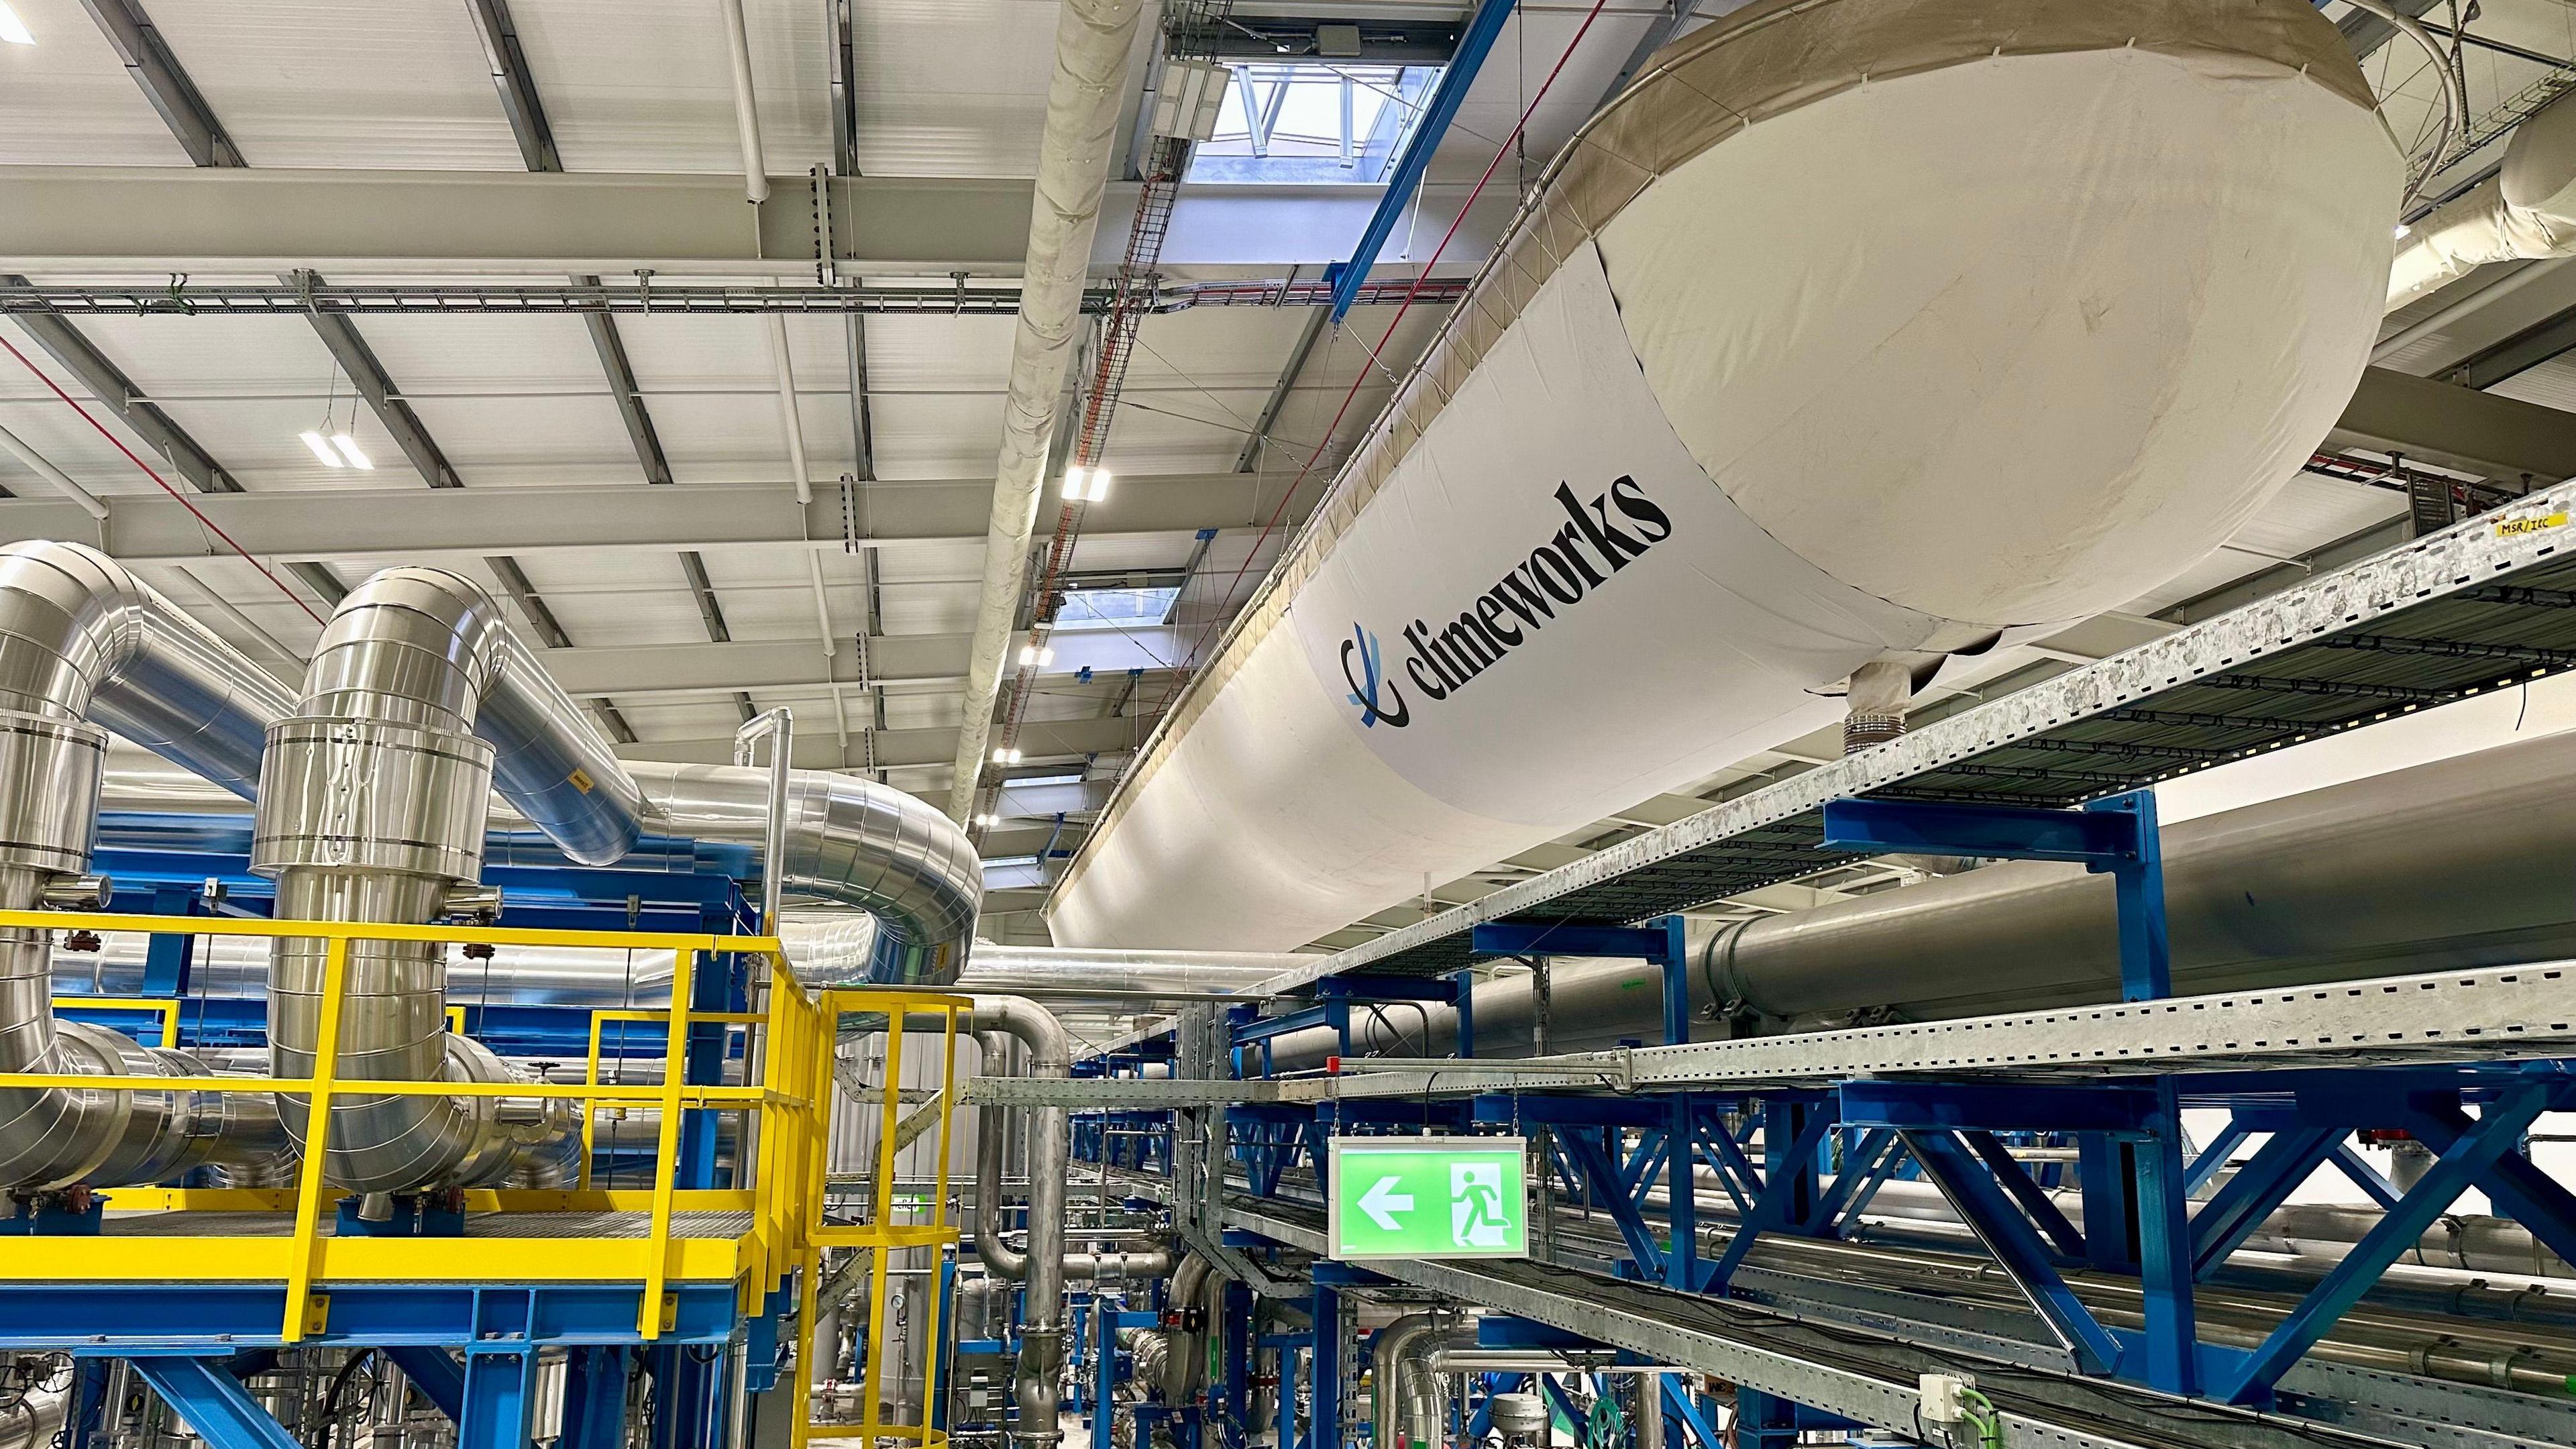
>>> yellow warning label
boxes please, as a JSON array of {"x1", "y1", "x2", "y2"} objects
[
  {"x1": 568, "y1": 767, "x2": 594, "y2": 794},
  {"x1": 2494, "y1": 511, "x2": 2569, "y2": 537}
]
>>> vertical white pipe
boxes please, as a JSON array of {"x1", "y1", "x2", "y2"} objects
[
  {"x1": 718, "y1": 0, "x2": 770, "y2": 203},
  {"x1": 945, "y1": 0, "x2": 1148, "y2": 822}
]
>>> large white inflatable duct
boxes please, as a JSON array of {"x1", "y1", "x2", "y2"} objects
[
  {"x1": 2387, "y1": 87, "x2": 2576, "y2": 309},
  {"x1": 1049, "y1": 0, "x2": 2398, "y2": 950}
]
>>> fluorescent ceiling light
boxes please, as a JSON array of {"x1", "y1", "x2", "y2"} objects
[
  {"x1": 330, "y1": 433, "x2": 373, "y2": 470},
  {"x1": 1062, "y1": 466, "x2": 1113, "y2": 502},
  {"x1": 299, "y1": 431, "x2": 345, "y2": 468},
  {"x1": 1018, "y1": 643, "x2": 1055, "y2": 667},
  {"x1": 0, "y1": 5, "x2": 33, "y2": 44},
  {"x1": 991, "y1": 747, "x2": 1023, "y2": 764},
  {"x1": 973, "y1": 812, "x2": 1000, "y2": 827}
]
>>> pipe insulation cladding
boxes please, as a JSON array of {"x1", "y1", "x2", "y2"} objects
[
  {"x1": 1048, "y1": 0, "x2": 2399, "y2": 950},
  {"x1": 1258, "y1": 724, "x2": 2576, "y2": 1069}
]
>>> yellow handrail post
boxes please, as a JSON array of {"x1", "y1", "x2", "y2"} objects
[
  {"x1": 638, "y1": 949, "x2": 697, "y2": 1339},
  {"x1": 279, "y1": 934, "x2": 349, "y2": 1343}
]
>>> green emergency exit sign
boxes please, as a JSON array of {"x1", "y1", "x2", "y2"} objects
[{"x1": 1326, "y1": 1136, "x2": 1528, "y2": 1260}]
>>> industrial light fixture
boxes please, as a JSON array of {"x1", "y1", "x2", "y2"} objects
[
  {"x1": 973, "y1": 812, "x2": 1000, "y2": 827},
  {"x1": 1062, "y1": 466, "x2": 1113, "y2": 502},
  {"x1": 299, "y1": 431, "x2": 345, "y2": 468},
  {"x1": 330, "y1": 433, "x2": 373, "y2": 470},
  {"x1": 992, "y1": 747, "x2": 1023, "y2": 764},
  {"x1": 2393, "y1": 222, "x2": 2412, "y2": 240},
  {"x1": 0, "y1": 5, "x2": 32, "y2": 44},
  {"x1": 1018, "y1": 643, "x2": 1055, "y2": 667}
]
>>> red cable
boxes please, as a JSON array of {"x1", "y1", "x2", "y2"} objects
[
  {"x1": 1150, "y1": 0, "x2": 1614, "y2": 715},
  {"x1": 1, "y1": 333, "x2": 326, "y2": 624}
]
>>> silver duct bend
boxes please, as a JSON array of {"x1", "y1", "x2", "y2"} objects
[
  {"x1": 253, "y1": 568, "x2": 594, "y2": 1193},
  {"x1": 966, "y1": 996, "x2": 1070, "y2": 1449},
  {"x1": 1371, "y1": 1314, "x2": 1474, "y2": 1449},
  {"x1": 0, "y1": 541, "x2": 294, "y2": 1187},
  {"x1": 634, "y1": 763, "x2": 980, "y2": 985}
]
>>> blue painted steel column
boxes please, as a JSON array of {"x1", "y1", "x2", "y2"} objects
[
  {"x1": 1093, "y1": 1297, "x2": 1116, "y2": 1449},
  {"x1": 1668, "y1": 1093, "x2": 1697, "y2": 1289},
  {"x1": 1655, "y1": 916, "x2": 1689, "y2": 1046},
  {"x1": 561, "y1": 1348, "x2": 628, "y2": 1449},
  {"x1": 1729, "y1": 1389, "x2": 1796, "y2": 1449},
  {"x1": 460, "y1": 1348, "x2": 541, "y2": 1449},
  {"x1": 1221, "y1": 1281, "x2": 1252, "y2": 1449},
  {"x1": 2086, "y1": 792, "x2": 2170, "y2": 1000},
  {"x1": 1307, "y1": 1285, "x2": 1341, "y2": 1449},
  {"x1": 1322, "y1": 0, "x2": 1515, "y2": 322},
  {"x1": 1449, "y1": 969, "x2": 1475, "y2": 1057},
  {"x1": 2135, "y1": 1081, "x2": 2200, "y2": 1395},
  {"x1": 126, "y1": 1360, "x2": 300, "y2": 1449}
]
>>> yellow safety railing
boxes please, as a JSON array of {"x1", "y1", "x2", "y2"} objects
[
  {"x1": 51, "y1": 995, "x2": 182, "y2": 1046},
  {"x1": 794, "y1": 989, "x2": 965, "y2": 1449},
  {"x1": 0, "y1": 909, "x2": 800, "y2": 1344}
]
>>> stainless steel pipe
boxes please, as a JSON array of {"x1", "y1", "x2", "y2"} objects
[
  {"x1": 965, "y1": 998, "x2": 1072, "y2": 1449},
  {"x1": 0, "y1": 541, "x2": 292, "y2": 1187},
  {"x1": 253, "y1": 568, "x2": 590, "y2": 1193}
]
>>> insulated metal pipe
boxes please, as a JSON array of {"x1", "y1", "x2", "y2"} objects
[
  {"x1": 254, "y1": 568, "x2": 590, "y2": 1192},
  {"x1": 0, "y1": 541, "x2": 293, "y2": 1187},
  {"x1": 965, "y1": 998, "x2": 1072, "y2": 1449},
  {"x1": 1269, "y1": 726, "x2": 2576, "y2": 1067}
]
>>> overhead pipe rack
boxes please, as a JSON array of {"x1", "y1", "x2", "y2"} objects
[{"x1": 1056, "y1": 483, "x2": 2576, "y2": 1449}]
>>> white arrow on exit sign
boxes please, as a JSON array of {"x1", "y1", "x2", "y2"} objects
[{"x1": 1358, "y1": 1175, "x2": 1413, "y2": 1232}]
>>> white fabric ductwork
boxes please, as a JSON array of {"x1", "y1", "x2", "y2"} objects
[
  {"x1": 2388, "y1": 87, "x2": 2576, "y2": 309},
  {"x1": 1050, "y1": 0, "x2": 2398, "y2": 949},
  {"x1": 944, "y1": 0, "x2": 1148, "y2": 822}
]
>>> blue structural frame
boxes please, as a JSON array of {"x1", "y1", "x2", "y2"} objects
[
  {"x1": 1320, "y1": 0, "x2": 1515, "y2": 323},
  {"x1": 1071, "y1": 784, "x2": 2576, "y2": 1444}
]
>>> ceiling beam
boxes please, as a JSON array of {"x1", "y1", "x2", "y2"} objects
[
  {"x1": 615, "y1": 714, "x2": 1144, "y2": 771},
  {"x1": 461, "y1": 0, "x2": 561, "y2": 172},
  {"x1": 2330, "y1": 365, "x2": 2576, "y2": 482},
  {"x1": 541, "y1": 628, "x2": 1189, "y2": 697},
  {"x1": 76, "y1": 0, "x2": 242, "y2": 167},
  {"x1": 0, "y1": 474, "x2": 1272, "y2": 564},
  {"x1": 0, "y1": 166, "x2": 1508, "y2": 276},
  {"x1": 0, "y1": 277, "x2": 346, "y2": 604}
]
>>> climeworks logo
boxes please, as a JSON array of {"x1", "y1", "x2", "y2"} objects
[
  {"x1": 1338, "y1": 474, "x2": 1672, "y2": 729},
  {"x1": 1340, "y1": 625, "x2": 1409, "y2": 728}
]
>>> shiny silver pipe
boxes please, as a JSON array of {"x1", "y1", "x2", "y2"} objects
[
  {"x1": 633, "y1": 763, "x2": 980, "y2": 985},
  {"x1": 1428, "y1": 1352, "x2": 1676, "y2": 1376},
  {"x1": 964, "y1": 997, "x2": 1070, "y2": 1449},
  {"x1": 1267, "y1": 727, "x2": 2576, "y2": 1068},
  {"x1": 1371, "y1": 1313, "x2": 1474, "y2": 1449},
  {"x1": 963, "y1": 947, "x2": 1309, "y2": 996},
  {"x1": 0, "y1": 541, "x2": 294, "y2": 1187},
  {"x1": 1161, "y1": 1255, "x2": 1211, "y2": 1407},
  {"x1": 253, "y1": 568, "x2": 588, "y2": 1193}
]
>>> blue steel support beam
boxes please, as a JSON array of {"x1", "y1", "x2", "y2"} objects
[
  {"x1": 1961, "y1": 1131, "x2": 2085, "y2": 1258},
  {"x1": 1823, "y1": 791, "x2": 2170, "y2": 998},
  {"x1": 1660, "y1": 1378, "x2": 1723, "y2": 1449},
  {"x1": 127, "y1": 1359, "x2": 299, "y2": 1449},
  {"x1": 384, "y1": 1346, "x2": 468, "y2": 1423},
  {"x1": 2184, "y1": 1118, "x2": 2251, "y2": 1195},
  {"x1": 2190, "y1": 1127, "x2": 2347, "y2": 1279},
  {"x1": 2328, "y1": 1142, "x2": 2403, "y2": 1210},
  {"x1": 1900, "y1": 1130, "x2": 2123, "y2": 1376},
  {"x1": 1323, "y1": 0, "x2": 1513, "y2": 322},
  {"x1": 1668, "y1": 1097, "x2": 1697, "y2": 1288},
  {"x1": 2214, "y1": 1085, "x2": 2555, "y2": 1403},
  {"x1": 2411, "y1": 1101, "x2": 2576, "y2": 1267}
]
